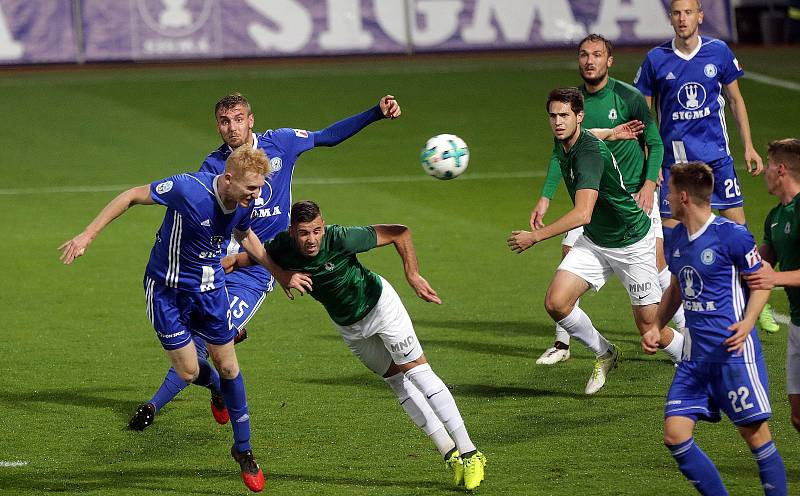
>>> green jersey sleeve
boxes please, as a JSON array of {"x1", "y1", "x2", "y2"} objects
[
  {"x1": 642, "y1": 121, "x2": 663, "y2": 183},
  {"x1": 540, "y1": 152, "x2": 562, "y2": 199},
  {"x1": 329, "y1": 225, "x2": 378, "y2": 254},
  {"x1": 573, "y1": 138, "x2": 604, "y2": 191}
]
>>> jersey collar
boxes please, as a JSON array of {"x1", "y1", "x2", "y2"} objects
[
  {"x1": 688, "y1": 213, "x2": 716, "y2": 242},
  {"x1": 212, "y1": 175, "x2": 237, "y2": 214},
  {"x1": 225, "y1": 133, "x2": 259, "y2": 154},
  {"x1": 671, "y1": 36, "x2": 703, "y2": 61}
]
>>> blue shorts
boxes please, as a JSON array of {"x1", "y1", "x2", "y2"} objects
[
  {"x1": 144, "y1": 277, "x2": 235, "y2": 350},
  {"x1": 660, "y1": 156, "x2": 743, "y2": 218},
  {"x1": 225, "y1": 270, "x2": 271, "y2": 331},
  {"x1": 665, "y1": 359, "x2": 772, "y2": 426}
]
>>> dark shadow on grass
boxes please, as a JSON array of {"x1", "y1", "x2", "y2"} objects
[
  {"x1": 301, "y1": 372, "x2": 385, "y2": 389},
  {"x1": 0, "y1": 467, "x2": 453, "y2": 494},
  {"x1": 452, "y1": 383, "x2": 663, "y2": 399},
  {"x1": 414, "y1": 318, "x2": 550, "y2": 337},
  {"x1": 422, "y1": 338, "x2": 531, "y2": 358},
  {"x1": 0, "y1": 386, "x2": 142, "y2": 417}
]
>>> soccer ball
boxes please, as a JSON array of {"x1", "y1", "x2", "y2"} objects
[{"x1": 420, "y1": 134, "x2": 469, "y2": 180}]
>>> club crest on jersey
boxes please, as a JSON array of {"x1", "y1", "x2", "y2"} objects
[
  {"x1": 703, "y1": 64, "x2": 717, "y2": 78},
  {"x1": 700, "y1": 249, "x2": 715, "y2": 265},
  {"x1": 270, "y1": 157, "x2": 282, "y2": 172},
  {"x1": 324, "y1": 262, "x2": 335, "y2": 271},
  {"x1": 156, "y1": 180, "x2": 173, "y2": 194},
  {"x1": 679, "y1": 266, "x2": 703, "y2": 300},
  {"x1": 785, "y1": 222, "x2": 792, "y2": 234},
  {"x1": 608, "y1": 108, "x2": 617, "y2": 120}
]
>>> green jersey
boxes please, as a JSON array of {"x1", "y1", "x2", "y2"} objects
[
  {"x1": 541, "y1": 77, "x2": 663, "y2": 198},
  {"x1": 763, "y1": 192, "x2": 800, "y2": 325},
  {"x1": 266, "y1": 225, "x2": 382, "y2": 326},
  {"x1": 554, "y1": 129, "x2": 651, "y2": 248}
]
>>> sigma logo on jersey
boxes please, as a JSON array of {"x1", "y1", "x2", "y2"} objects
[
  {"x1": 251, "y1": 183, "x2": 280, "y2": 219},
  {"x1": 673, "y1": 83, "x2": 710, "y2": 121},
  {"x1": 679, "y1": 266, "x2": 703, "y2": 300},
  {"x1": 703, "y1": 64, "x2": 717, "y2": 78},
  {"x1": 745, "y1": 245, "x2": 761, "y2": 269},
  {"x1": 270, "y1": 157, "x2": 282, "y2": 172},
  {"x1": 294, "y1": 129, "x2": 309, "y2": 138},
  {"x1": 156, "y1": 180, "x2": 174, "y2": 194}
]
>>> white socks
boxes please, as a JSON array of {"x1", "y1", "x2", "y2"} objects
[
  {"x1": 405, "y1": 364, "x2": 477, "y2": 455},
  {"x1": 661, "y1": 326, "x2": 684, "y2": 364},
  {"x1": 384, "y1": 372, "x2": 454, "y2": 456},
  {"x1": 659, "y1": 268, "x2": 686, "y2": 329},
  {"x1": 557, "y1": 306, "x2": 611, "y2": 357}
]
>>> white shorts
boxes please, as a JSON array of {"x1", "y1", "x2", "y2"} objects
[
  {"x1": 334, "y1": 276, "x2": 424, "y2": 375},
  {"x1": 558, "y1": 224, "x2": 662, "y2": 306},
  {"x1": 561, "y1": 190, "x2": 662, "y2": 247},
  {"x1": 788, "y1": 323, "x2": 800, "y2": 395}
]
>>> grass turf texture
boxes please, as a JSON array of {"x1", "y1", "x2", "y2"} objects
[{"x1": 0, "y1": 47, "x2": 798, "y2": 495}]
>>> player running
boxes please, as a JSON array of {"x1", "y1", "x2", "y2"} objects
[
  {"x1": 224, "y1": 200, "x2": 487, "y2": 492},
  {"x1": 59, "y1": 146, "x2": 301, "y2": 492},
  {"x1": 641, "y1": 161, "x2": 787, "y2": 496},
  {"x1": 532, "y1": 34, "x2": 684, "y2": 366},
  {"x1": 509, "y1": 87, "x2": 663, "y2": 395}
]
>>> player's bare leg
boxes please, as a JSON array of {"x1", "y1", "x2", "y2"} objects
[{"x1": 537, "y1": 244, "x2": 574, "y2": 365}]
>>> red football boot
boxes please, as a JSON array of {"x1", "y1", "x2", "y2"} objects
[
  {"x1": 210, "y1": 391, "x2": 229, "y2": 425},
  {"x1": 231, "y1": 447, "x2": 265, "y2": 492}
]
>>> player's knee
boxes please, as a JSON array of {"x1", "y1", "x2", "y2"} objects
[
  {"x1": 663, "y1": 431, "x2": 685, "y2": 446},
  {"x1": 215, "y1": 360, "x2": 239, "y2": 379},
  {"x1": 176, "y1": 367, "x2": 199, "y2": 383},
  {"x1": 544, "y1": 293, "x2": 570, "y2": 319}
]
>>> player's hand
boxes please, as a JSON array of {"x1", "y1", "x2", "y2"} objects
[
  {"x1": 724, "y1": 320, "x2": 754, "y2": 355},
  {"x1": 221, "y1": 255, "x2": 238, "y2": 274},
  {"x1": 507, "y1": 230, "x2": 537, "y2": 253},
  {"x1": 379, "y1": 95, "x2": 401, "y2": 119},
  {"x1": 657, "y1": 168, "x2": 664, "y2": 187},
  {"x1": 610, "y1": 120, "x2": 644, "y2": 141},
  {"x1": 744, "y1": 147, "x2": 764, "y2": 176},
  {"x1": 530, "y1": 197, "x2": 550, "y2": 229},
  {"x1": 276, "y1": 271, "x2": 313, "y2": 300},
  {"x1": 640, "y1": 327, "x2": 660, "y2": 354},
  {"x1": 634, "y1": 181, "x2": 656, "y2": 215},
  {"x1": 58, "y1": 232, "x2": 94, "y2": 264},
  {"x1": 407, "y1": 273, "x2": 442, "y2": 304},
  {"x1": 742, "y1": 262, "x2": 777, "y2": 290}
]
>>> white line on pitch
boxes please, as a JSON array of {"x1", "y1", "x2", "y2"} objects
[
  {"x1": 0, "y1": 461, "x2": 28, "y2": 467},
  {"x1": 0, "y1": 170, "x2": 546, "y2": 196},
  {"x1": 743, "y1": 72, "x2": 800, "y2": 92}
]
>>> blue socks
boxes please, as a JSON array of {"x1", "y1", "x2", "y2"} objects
[
  {"x1": 752, "y1": 441, "x2": 787, "y2": 495},
  {"x1": 221, "y1": 372, "x2": 251, "y2": 452},
  {"x1": 666, "y1": 438, "x2": 728, "y2": 495},
  {"x1": 149, "y1": 358, "x2": 221, "y2": 412}
]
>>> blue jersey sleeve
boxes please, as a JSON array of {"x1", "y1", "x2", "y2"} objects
[
  {"x1": 729, "y1": 224, "x2": 762, "y2": 275},
  {"x1": 718, "y1": 42, "x2": 744, "y2": 85},
  {"x1": 633, "y1": 54, "x2": 656, "y2": 97},
  {"x1": 270, "y1": 128, "x2": 315, "y2": 159},
  {"x1": 150, "y1": 174, "x2": 188, "y2": 208},
  {"x1": 311, "y1": 105, "x2": 384, "y2": 147}
]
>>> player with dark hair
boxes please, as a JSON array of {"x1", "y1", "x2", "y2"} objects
[
  {"x1": 532, "y1": 33, "x2": 684, "y2": 366},
  {"x1": 641, "y1": 161, "x2": 787, "y2": 495},
  {"x1": 58, "y1": 146, "x2": 303, "y2": 492},
  {"x1": 224, "y1": 200, "x2": 487, "y2": 491},
  {"x1": 131, "y1": 92, "x2": 403, "y2": 430},
  {"x1": 744, "y1": 138, "x2": 800, "y2": 433},
  {"x1": 509, "y1": 87, "x2": 665, "y2": 395}
]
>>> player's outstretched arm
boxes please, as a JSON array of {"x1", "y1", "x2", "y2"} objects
[
  {"x1": 310, "y1": 95, "x2": 401, "y2": 148},
  {"x1": 724, "y1": 80, "x2": 763, "y2": 176},
  {"x1": 236, "y1": 229, "x2": 312, "y2": 300},
  {"x1": 588, "y1": 120, "x2": 644, "y2": 141},
  {"x1": 725, "y1": 288, "x2": 770, "y2": 354},
  {"x1": 374, "y1": 224, "x2": 441, "y2": 304},
  {"x1": 59, "y1": 185, "x2": 154, "y2": 265},
  {"x1": 744, "y1": 260, "x2": 800, "y2": 290},
  {"x1": 379, "y1": 95, "x2": 401, "y2": 119}
]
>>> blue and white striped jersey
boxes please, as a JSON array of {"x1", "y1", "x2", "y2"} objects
[
  {"x1": 634, "y1": 37, "x2": 744, "y2": 167},
  {"x1": 145, "y1": 172, "x2": 253, "y2": 293},
  {"x1": 668, "y1": 216, "x2": 763, "y2": 363}
]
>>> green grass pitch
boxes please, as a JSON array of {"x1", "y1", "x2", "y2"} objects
[{"x1": 0, "y1": 47, "x2": 798, "y2": 495}]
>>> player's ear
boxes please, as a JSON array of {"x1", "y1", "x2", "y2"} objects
[{"x1": 607, "y1": 55, "x2": 614, "y2": 68}]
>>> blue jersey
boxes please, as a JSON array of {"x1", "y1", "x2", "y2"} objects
[
  {"x1": 145, "y1": 172, "x2": 253, "y2": 293},
  {"x1": 634, "y1": 37, "x2": 743, "y2": 166},
  {"x1": 668, "y1": 216, "x2": 763, "y2": 363},
  {"x1": 199, "y1": 104, "x2": 385, "y2": 292}
]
